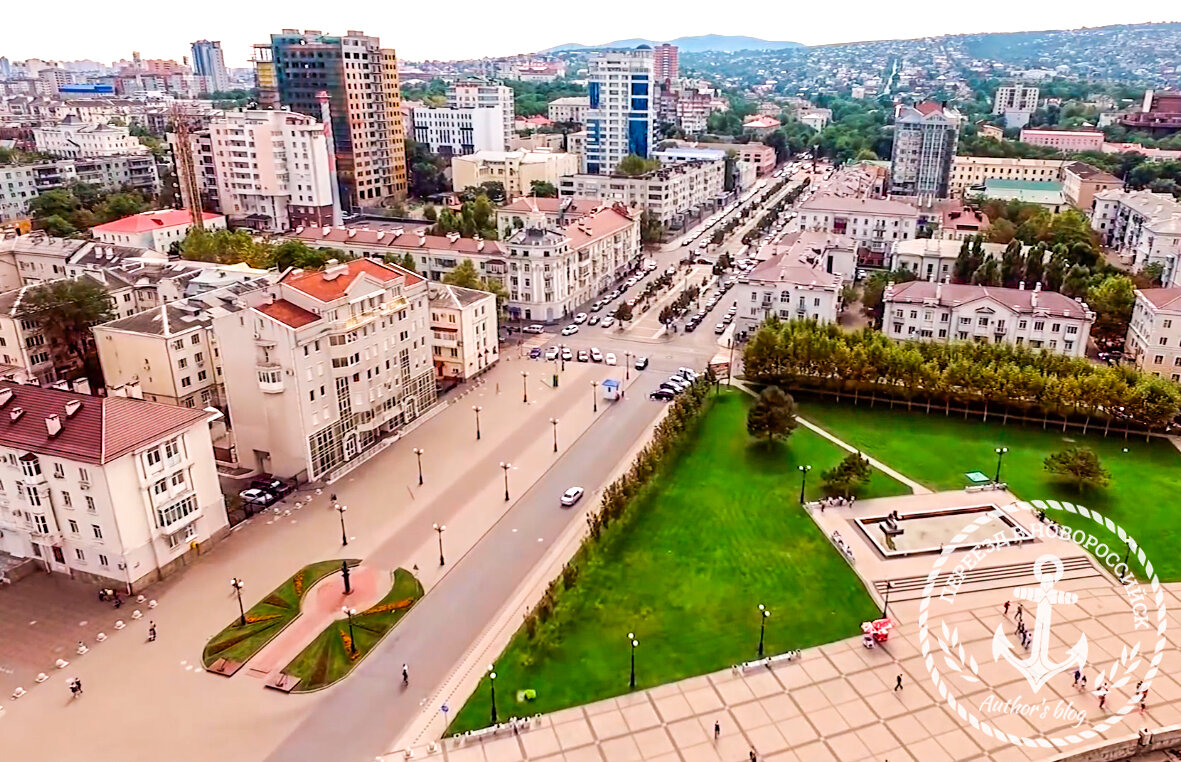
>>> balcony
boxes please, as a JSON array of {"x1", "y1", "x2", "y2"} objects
[{"x1": 256, "y1": 364, "x2": 284, "y2": 394}]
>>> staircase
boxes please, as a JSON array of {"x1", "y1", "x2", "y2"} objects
[{"x1": 873, "y1": 555, "x2": 1100, "y2": 602}]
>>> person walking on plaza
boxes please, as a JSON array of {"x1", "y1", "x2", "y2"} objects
[
  {"x1": 714, "y1": 721, "x2": 720, "y2": 740},
  {"x1": 402, "y1": 664, "x2": 409, "y2": 687},
  {"x1": 69, "y1": 678, "x2": 79, "y2": 699},
  {"x1": 1003, "y1": 600, "x2": 1010, "y2": 617},
  {"x1": 1073, "y1": 669, "x2": 1081, "y2": 687},
  {"x1": 895, "y1": 674, "x2": 903, "y2": 691},
  {"x1": 148, "y1": 622, "x2": 156, "y2": 642}
]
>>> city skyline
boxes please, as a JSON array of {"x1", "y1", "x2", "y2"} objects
[{"x1": 3, "y1": 3, "x2": 1179, "y2": 67}]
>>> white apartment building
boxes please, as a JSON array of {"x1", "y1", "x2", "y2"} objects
[
  {"x1": 949, "y1": 157, "x2": 1067, "y2": 198},
  {"x1": 1, "y1": 155, "x2": 160, "y2": 222},
  {"x1": 889, "y1": 102, "x2": 962, "y2": 199},
  {"x1": 797, "y1": 195, "x2": 921, "y2": 266},
  {"x1": 92, "y1": 209, "x2": 227, "y2": 250},
  {"x1": 412, "y1": 106, "x2": 506, "y2": 157},
  {"x1": 213, "y1": 259, "x2": 436, "y2": 481},
  {"x1": 450, "y1": 149, "x2": 579, "y2": 198},
  {"x1": 734, "y1": 232, "x2": 851, "y2": 336},
  {"x1": 883, "y1": 281, "x2": 1094, "y2": 357},
  {"x1": 93, "y1": 276, "x2": 272, "y2": 408},
  {"x1": 547, "y1": 96, "x2": 590, "y2": 125},
  {"x1": 890, "y1": 238, "x2": 1011, "y2": 283},
  {"x1": 1091, "y1": 189, "x2": 1181, "y2": 285},
  {"x1": 503, "y1": 205, "x2": 641, "y2": 322},
  {"x1": 448, "y1": 80, "x2": 514, "y2": 150},
  {"x1": 173, "y1": 109, "x2": 338, "y2": 233},
  {"x1": 496, "y1": 197, "x2": 600, "y2": 234},
  {"x1": 0, "y1": 382, "x2": 228, "y2": 591},
  {"x1": 1126, "y1": 288, "x2": 1181, "y2": 380},
  {"x1": 33, "y1": 118, "x2": 147, "y2": 158},
  {"x1": 428, "y1": 283, "x2": 498, "y2": 380},
  {"x1": 585, "y1": 50, "x2": 655, "y2": 174},
  {"x1": 559, "y1": 159, "x2": 726, "y2": 228},
  {"x1": 993, "y1": 84, "x2": 1040, "y2": 114}
]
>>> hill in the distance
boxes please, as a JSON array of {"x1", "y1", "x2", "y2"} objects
[{"x1": 543, "y1": 34, "x2": 803, "y2": 54}]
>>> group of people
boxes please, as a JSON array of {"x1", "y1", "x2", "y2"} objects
[
  {"x1": 97, "y1": 588, "x2": 123, "y2": 608},
  {"x1": 829, "y1": 530, "x2": 856, "y2": 561},
  {"x1": 817, "y1": 495, "x2": 856, "y2": 512}
]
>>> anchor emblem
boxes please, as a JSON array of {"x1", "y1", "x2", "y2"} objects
[{"x1": 993, "y1": 554, "x2": 1088, "y2": 692}]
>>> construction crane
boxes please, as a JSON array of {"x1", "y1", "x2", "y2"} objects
[{"x1": 170, "y1": 102, "x2": 204, "y2": 232}]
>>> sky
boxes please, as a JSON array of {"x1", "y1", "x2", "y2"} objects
[{"x1": 2, "y1": 1, "x2": 1179, "y2": 67}]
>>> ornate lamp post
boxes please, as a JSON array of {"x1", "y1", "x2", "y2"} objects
[
  {"x1": 521, "y1": 371, "x2": 529, "y2": 403},
  {"x1": 433, "y1": 523, "x2": 446, "y2": 566},
  {"x1": 628, "y1": 632, "x2": 638, "y2": 689},
  {"x1": 336, "y1": 503, "x2": 348, "y2": 546},
  {"x1": 230, "y1": 577, "x2": 246, "y2": 627},
  {"x1": 489, "y1": 665, "x2": 498, "y2": 724},
  {"x1": 550, "y1": 418, "x2": 559, "y2": 453},
  {"x1": 758, "y1": 604, "x2": 770, "y2": 657},
  {"x1": 472, "y1": 405, "x2": 482, "y2": 440},
  {"x1": 342, "y1": 606, "x2": 357, "y2": 655},
  {"x1": 798, "y1": 465, "x2": 812, "y2": 504},
  {"x1": 592, "y1": 380, "x2": 598, "y2": 412},
  {"x1": 413, "y1": 448, "x2": 424, "y2": 486},
  {"x1": 500, "y1": 462, "x2": 512, "y2": 501},
  {"x1": 994, "y1": 447, "x2": 1008, "y2": 484}
]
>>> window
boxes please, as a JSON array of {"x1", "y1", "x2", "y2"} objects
[
  {"x1": 1066, "y1": 325, "x2": 1078, "y2": 334},
  {"x1": 92, "y1": 524, "x2": 102, "y2": 540},
  {"x1": 909, "y1": 310, "x2": 918, "y2": 319},
  {"x1": 1164, "y1": 320, "x2": 1172, "y2": 329},
  {"x1": 977, "y1": 317, "x2": 989, "y2": 326},
  {"x1": 98, "y1": 554, "x2": 109, "y2": 567},
  {"x1": 181, "y1": 377, "x2": 192, "y2": 388},
  {"x1": 33, "y1": 514, "x2": 48, "y2": 534},
  {"x1": 170, "y1": 472, "x2": 186, "y2": 489},
  {"x1": 167, "y1": 522, "x2": 198, "y2": 548},
  {"x1": 194, "y1": 352, "x2": 203, "y2": 364},
  {"x1": 197, "y1": 370, "x2": 207, "y2": 382},
  {"x1": 157, "y1": 494, "x2": 198, "y2": 528},
  {"x1": 85, "y1": 496, "x2": 96, "y2": 513},
  {"x1": 146, "y1": 449, "x2": 161, "y2": 468},
  {"x1": 177, "y1": 357, "x2": 188, "y2": 369},
  {"x1": 79, "y1": 467, "x2": 89, "y2": 483},
  {"x1": 1155, "y1": 355, "x2": 1164, "y2": 364},
  {"x1": 172, "y1": 339, "x2": 184, "y2": 350},
  {"x1": 68, "y1": 519, "x2": 78, "y2": 533},
  {"x1": 153, "y1": 480, "x2": 167, "y2": 496},
  {"x1": 61, "y1": 491, "x2": 71, "y2": 507},
  {"x1": 191, "y1": 334, "x2": 200, "y2": 345},
  {"x1": 165, "y1": 439, "x2": 179, "y2": 461},
  {"x1": 1051, "y1": 323, "x2": 1060, "y2": 333},
  {"x1": 1018, "y1": 320, "x2": 1027, "y2": 330},
  {"x1": 75, "y1": 548, "x2": 85, "y2": 562},
  {"x1": 1033, "y1": 321, "x2": 1045, "y2": 331},
  {"x1": 53, "y1": 462, "x2": 64, "y2": 478},
  {"x1": 1160, "y1": 337, "x2": 1168, "y2": 346}
]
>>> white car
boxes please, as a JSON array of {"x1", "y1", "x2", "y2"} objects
[
  {"x1": 545, "y1": 347, "x2": 559, "y2": 361},
  {"x1": 574, "y1": 313, "x2": 588, "y2": 324},
  {"x1": 523, "y1": 324, "x2": 545, "y2": 334},
  {"x1": 561, "y1": 487, "x2": 584, "y2": 506},
  {"x1": 715, "y1": 323, "x2": 726, "y2": 334},
  {"x1": 600, "y1": 316, "x2": 615, "y2": 328},
  {"x1": 561, "y1": 324, "x2": 579, "y2": 336},
  {"x1": 605, "y1": 352, "x2": 617, "y2": 366},
  {"x1": 561, "y1": 347, "x2": 573, "y2": 361},
  {"x1": 590, "y1": 348, "x2": 604, "y2": 363}
]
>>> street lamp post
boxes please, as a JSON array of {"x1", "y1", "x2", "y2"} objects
[
  {"x1": 882, "y1": 581, "x2": 892, "y2": 618},
  {"x1": 336, "y1": 503, "x2": 348, "y2": 546},
  {"x1": 592, "y1": 381, "x2": 598, "y2": 413},
  {"x1": 994, "y1": 447, "x2": 1008, "y2": 484},
  {"x1": 798, "y1": 465, "x2": 812, "y2": 505},
  {"x1": 342, "y1": 606, "x2": 357, "y2": 655},
  {"x1": 628, "y1": 632, "x2": 638, "y2": 689},
  {"x1": 433, "y1": 523, "x2": 446, "y2": 566},
  {"x1": 230, "y1": 577, "x2": 246, "y2": 627},
  {"x1": 500, "y1": 462, "x2": 512, "y2": 501},
  {"x1": 521, "y1": 371, "x2": 529, "y2": 403},
  {"x1": 413, "y1": 447, "x2": 424, "y2": 486},
  {"x1": 625, "y1": 352, "x2": 631, "y2": 380},
  {"x1": 489, "y1": 665, "x2": 498, "y2": 724},
  {"x1": 472, "y1": 405, "x2": 482, "y2": 441},
  {"x1": 550, "y1": 417, "x2": 559, "y2": 453},
  {"x1": 758, "y1": 604, "x2": 770, "y2": 657}
]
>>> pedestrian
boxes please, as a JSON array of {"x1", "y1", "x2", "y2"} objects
[
  {"x1": 749, "y1": 751, "x2": 757, "y2": 762},
  {"x1": 1003, "y1": 600, "x2": 1011, "y2": 617},
  {"x1": 148, "y1": 622, "x2": 156, "y2": 642},
  {"x1": 68, "y1": 678, "x2": 78, "y2": 698},
  {"x1": 74, "y1": 678, "x2": 82, "y2": 695},
  {"x1": 714, "y1": 721, "x2": 720, "y2": 740},
  {"x1": 402, "y1": 664, "x2": 409, "y2": 686},
  {"x1": 1098, "y1": 689, "x2": 1107, "y2": 710},
  {"x1": 1081, "y1": 676, "x2": 1087, "y2": 692},
  {"x1": 895, "y1": 674, "x2": 903, "y2": 691},
  {"x1": 1141, "y1": 687, "x2": 1149, "y2": 712},
  {"x1": 330, "y1": 493, "x2": 337, "y2": 503},
  {"x1": 1016, "y1": 603, "x2": 1023, "y2": 620},
  {"x1": 1073, "y1": 669, "x2": 1081, "y2": 687}
]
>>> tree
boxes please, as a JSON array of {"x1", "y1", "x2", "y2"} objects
[
  {"x1": 530, "y1": 180, "x2": 558, "y2": 198},
  {"x1": 422, "y1": 204, "x2": 438, "y2": 222},
  {"x1": 615, "y1": 154, "x2": 659, "y2": 177},
  {"x1": 1087, "y1": 275, "x2": 1136, "y2": 343},
  {"x1": 746, "y1": 385, "x2": 798, "y2": 444},
  {"x1": 613, "y1": 302, "x2": 633, "y2": 323},
  {"x1": 1000, "y1": 240, "x2": 1025, "y2": 288},
  {"x1": 383, "y1": 253, "x2": 418, "y2": 273},
  {"x1": 405, "y1": 139, "x2": 449, "y2": 198},
  {"x1": 180, "y1": 228, "x2": 272, "y2": 267},
  {"x1": 1043, "y1": 447, "x2": 1110, "y2": 491},
  {"x1": 38, "y1": 214, "x2": 77, "y2": 237},
  {"x1": 17, "y1": 278, "x2": 114, "y2": 380},
  {"x1": 821, "y1": 451, "x2": 872, "y2": 497},
  {"x1": 268, "y1": 240, "x2": 346, "y2": 271},
  {"x1": 442, "y1": 259, "x2": 482, "y2": 289},
  {"x1": 971, "y1": 256, "x2": 1001, "y2": 286},
  {"x1": 640, "y1": 211, "x2": 664, "y2": 245}
]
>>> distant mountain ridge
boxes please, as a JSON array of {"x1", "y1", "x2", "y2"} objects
[{"x1": 542, "y1": 34, "x2": 803, "y2": 54}]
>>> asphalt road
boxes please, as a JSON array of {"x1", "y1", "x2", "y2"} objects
[{"x1": 262, "y1": 353, "x2": 706, "y2": 762}]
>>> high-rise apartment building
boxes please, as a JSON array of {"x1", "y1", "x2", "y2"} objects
[
  {"x1": 585, "y1": 49, "x2": 655, "y2": 175},
  {"x1": 172, "y1": 109, "x2": 337, "y2": 232},
  {"x1": 448, "y1": 79, "x2": 514, "y2": 150},
  {"x1": 992, "y1": 84, "x2": 1039, "y2": 114},
  {"x1": 889, "y1": 102, "x2": 963, "y2": 199},
  {"x1": 266, "y1": 29, "x2": 406, "y2": 210},
  {"x1": 653, "y1": 44, "x2": 678, "y2": 83},
  {"x1": 190, "y1": 40, "x2": 230, "y2": 93}
]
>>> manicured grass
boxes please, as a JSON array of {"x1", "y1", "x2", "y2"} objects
[
  {"x1": 283, "y1": 568, "x2": 424, "y2": 692},
  {"x1": 447, "y1": 392, "x2": 905, "y2": 734},
  {"x1": 202, "y1": 560, "x2": 357, "y2": 669},
  {"x1": 800, "y1": 399, "x2": 1181, "y2": 580}
]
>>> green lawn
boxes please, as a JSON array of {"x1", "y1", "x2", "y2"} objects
[
  {"x1": 202, "y1": 560, "x2": 357, "y2": 669},
  {"x1": 447, "y1": 392, "x2": 905, "y2": 734},
  {"x1": 800, "y1": 399, "x2": 1181, "y2": 579},
  {"x1": 283, "y1": 568, "x2": 424, "y2": 692}
]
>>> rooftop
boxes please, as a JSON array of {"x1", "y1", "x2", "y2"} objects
[
  {"x1": 980, "y1": 179, "x2": 1066, "y2": 205},
  {"x1": 1063, "y1": 161, "x2": 1122, "y2": 184},
  {"x1": 289, "y1": 225, "x2": 508, "y2": 255},
  {"x1": 798, "y1": 194, "x2": 921, "y2": 217},
  {"x1": 281, "y1": 258, "x2": 423, "y2": 303},
  {"x1": 886, "y1": 281, "x2": 1091, "y2": 319},
  {"x1": 256, "y1": 299, "x2": 321, "y2": 329},
  {"x1": 1138, "y1": 287, "x2": 1181, "y2": 312},
  {"x1": 92, "y1": 210, "x2": 222, "y2": 235},
  {"x1": 429, "y1": 283, "x2": 494, "y2": 310},
  {"x1": 0, "y1": 382, "x2": 211, "y2": 464},
  {"x1": 95, "y1": 275, "x2": 270, "y2": 337}
]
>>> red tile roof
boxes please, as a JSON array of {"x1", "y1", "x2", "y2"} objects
[
  {"x1": 564, "y1": 205, "x2": 635, "y2": 248},
  {"x1": 1137, "y1": 287, "x2": 1181, "y2": 311},
  {"x1": 887, "y1": 281, "x2": 1091, "y2": 319},
  {"x1": 92, "y1": 210, "x2": 222, "y2": 234},
  {"x1": 915, "y1": 101, "x2": 944, "y2": 116},
  {"x1": 256, "y1": 299, "x2": 321, "y2": 329},
  {"x1": 289, "y1": 227, "x2": 508, "y2": 256},
  {"x1": 281, "y1": 259, "x2": 423, "y2": 303},
  {"x1": 0, "y1": 382, "x2": 209, "y2": 464}
]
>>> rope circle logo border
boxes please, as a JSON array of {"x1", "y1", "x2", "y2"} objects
[{"x1": 916, "y1": 499, "x2": 1167, "y2": 749}]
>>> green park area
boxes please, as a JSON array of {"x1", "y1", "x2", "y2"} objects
[
  {"x1": 447, "y1": 391, "x2": 904, "y2": 734},
  {"x1": 282, "y1": 568, "x2": 424, "y2": 692},
  {"x1": 202, "y1": 560, "x2": 356, "y2": 671},
  {"x1": 800, "y1": 399, "x2": 1181, "y2": 580}
]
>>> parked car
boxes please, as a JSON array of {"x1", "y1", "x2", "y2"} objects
[
  {"x1": 522, "y1": 324, "x2": 545, "y2": 334},
  {"x1": 239, "y1": 488, "x2": 278, "y2": 508},
  {"x1": 600, "y1": 316, "x2": 615, "y2": 328},
  {"x1": 561, "y1": 487, "x2": 585, "y2": 506},
  {"x1": 545, "y1": 347, "x2": 559, "y2": 361},
  {"x1": 605, "y1": 353, "x2": 617, "y2": 366},
  {"x1": 529, "y1": 347, "x2": 542, "y2": 359},
  {"x1": 561, "y1": 347, "x2": 573, "y2": 361},
  {"x1": 574, "y1": 313, "x2": 588, "y2": 324},
  {"x1": 590, "y1": 348, "x2": 604, "y2": 363},
  {"x1": 250, "y1": 477, "x2": 292, "y2": 499},
  {"x1": 576, "y1": 349, "x2": 589, "y2": 362},
  {"x1": 590, "y1": 301, "x2": 604, "y2": 312},
  {"x1": 714, "y1": 323, "x2": 726, "y2": 334},
  {"x1": 588, "y1": 315, "x2": 601, "y2": 326},
  {"x1": 561, "y1": 324, "x2": 579, "y2": 336},
  {"x1": 685, "y1": 321, "x2": 698, "y2": 333},
  {"x1": 634, "y1": 356, "x2": 649, "y2": 370},
  {"x1": 649, "y1": 389, "x2": 676, "y2": 401}
]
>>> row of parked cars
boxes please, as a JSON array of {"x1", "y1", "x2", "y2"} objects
[
  {"x1": 649, "y1": 368, "x2": 699, "y2": 400},
  {"x1": 684, "y1": 279, "x2": 737, "y2": 334},
  {"x1": 238, "y1": 477, "x2": 294, "y2": 510}
]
